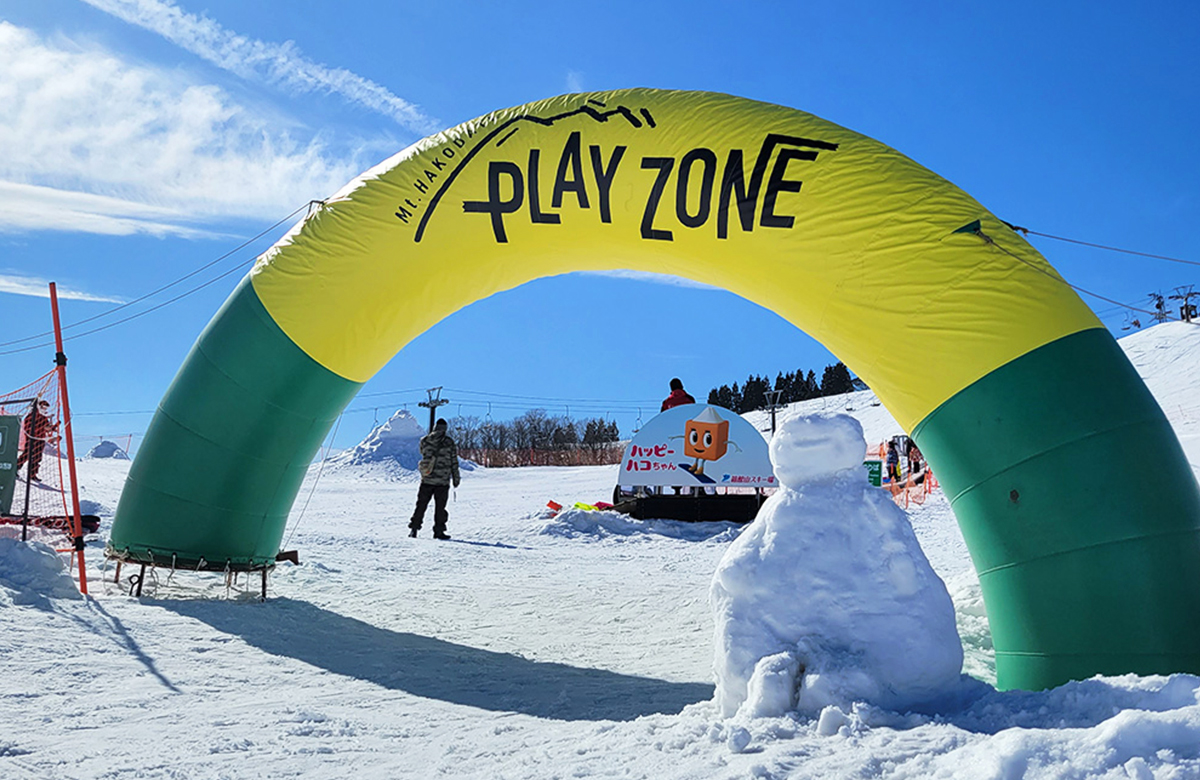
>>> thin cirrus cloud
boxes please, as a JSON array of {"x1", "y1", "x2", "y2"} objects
[
  {"x1": 0, "y1": 21, "x2": 365, "y2": 237},
  {"x1": 79, "y1": 0, "x2": 436, "y2": 133},
  {"x1": 0, "y1": 181, "x2": 212, "y2": 239},
  {"x1": 0, "y1": 273, "x2": 125, "y2": 304}
]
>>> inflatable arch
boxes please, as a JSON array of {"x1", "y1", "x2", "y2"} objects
[{"x1": 110, "y1": 89, "x2": 1200, "y2": 691}]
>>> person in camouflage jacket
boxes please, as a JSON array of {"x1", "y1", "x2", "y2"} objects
[{"x1": 409, "y1": 418, "x2": 461, "y2": 539}]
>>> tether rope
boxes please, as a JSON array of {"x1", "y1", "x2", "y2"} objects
[
  {"x1": 0, "y1": 202, "x2": 314, "y2": 355},
  {"x1": 1005, "y1": 222, "x2": 1200, "y2": 268},
  {"x1": 973, "y1": 224, "x2": 1200, "y2": 327},
  {"x1": 282, "y1": 411, "x2": 344, "y2": 551}
]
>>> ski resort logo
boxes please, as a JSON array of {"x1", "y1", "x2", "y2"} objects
[
  {"x1": 400, "y1": 99, "x2": 653, "y2": 241},
  {"x1": 399, "y1": 99, "x2": 838, "y2": 244}
]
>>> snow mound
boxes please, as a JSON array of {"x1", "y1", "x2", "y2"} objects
[
  {"x1": 539, "y1": 509, "x2": 743, "y2": 543},
  {"x1": 335, "y1": 410, "x2": 426, "y2": 469},
  {"x1": 711, "y1": 414, "x2": 963, "y2": 718},
  {"x1": 79, "y1": 499, "x2": 111, "y2": 517},
  {"x1": 0, "y1": 538, "x2": 82, "y2": 603},
  {"x1": 332, "y1": 409, "x2": 476, "y2": 476},
  {"x1": 85, "y1": 440, "x2": 130, "y2": 460}
]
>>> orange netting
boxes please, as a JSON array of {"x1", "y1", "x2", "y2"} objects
[
  {"x1": 871, "y1": 439, "x2": 940, "y2": 509},
  {"x1": 0, "y1": 369, "x2": 79, "y2": 547}
]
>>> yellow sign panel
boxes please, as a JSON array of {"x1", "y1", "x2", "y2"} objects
[{"x1": 250, "y1": 89, "x2": 1098, "y2": 431}]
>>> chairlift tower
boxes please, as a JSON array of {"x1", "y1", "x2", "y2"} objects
[
  {"x1": 764, "y1": 389, "x2": 786, "y2": 435},
  {"x1": 418, "y1": 387, "x2": 450, "y2": 433},
  {"x1": 1169, "y1": 286, "x2": 1198, "y2": 323}
]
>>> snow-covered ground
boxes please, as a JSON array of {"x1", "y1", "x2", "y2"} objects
[{"x1": 3, "y1": 322, "x2": 1200, "y2": 779}]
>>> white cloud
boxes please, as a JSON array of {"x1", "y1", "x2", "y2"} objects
[
  {"x1": 0, "y1": 22, "x2": 367, "y2": 235},
  {"x1": 0, "y1": 181, "x2": 209, "y2": 238},
  {"x1": 0, "y1": 273, "x2": 125, "y2": 303},
  {"x1": 566, "y1": 70, "x2": 584, "y2": 93},
  {"x1": 582, "y1": 270, "x2": 719, "y2": 290},
  {"x1": 80, "y1": 0, "x2": 435, "y2": 132}
]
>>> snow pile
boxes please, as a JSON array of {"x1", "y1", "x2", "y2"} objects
[
  {"x1": 711, "y1": 414, "x2": 963, "y2": 718},
  {"x1": 539, "y1": 508, "x2": 743, "y2": 543},
  {"x1": 85, "y1": 440, "x2": 130, "y2": 459},
  {"x1": 335, "y1": 409, "x2": 427, "y2": 469},
  {"x1": 0, "y1": 538, "x2": 83, "y2": 603},
  {"x1": 333, "y1": 409, "x2": 476, "y2": 477}
]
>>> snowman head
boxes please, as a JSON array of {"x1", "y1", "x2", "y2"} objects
[{"x1": 770, "y1": 414, "x2": 867, "y2": 489}]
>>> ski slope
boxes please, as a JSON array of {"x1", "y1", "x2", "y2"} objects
[{"x1": 2, "y1": 322, "x2": 1200, "y2": 779}]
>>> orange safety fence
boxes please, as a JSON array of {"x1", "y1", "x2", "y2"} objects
[
  {"x1": 874, "y1": 439, "x2": 939, "y2": 509},
  {"x1": 459, "y1": 444, "x2": 625, "y2": 468},
  {"x1": 0, "y1": 372, "x2": 85, "y2": 565},
  {"x1": 1, "y1": 284, "x2": 89, "y2": 594}
]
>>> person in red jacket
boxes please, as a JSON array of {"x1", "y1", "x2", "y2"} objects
[
  {"x1": 661, "y1": 378, "x2": 696, "y2": 412},
  {"x1": 16, "y1": 399, "x2": 58, "y2": 482}
]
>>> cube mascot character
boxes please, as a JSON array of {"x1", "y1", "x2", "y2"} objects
[{"x1": 684, "y1": 406, "x2": 730, "y2": 475}]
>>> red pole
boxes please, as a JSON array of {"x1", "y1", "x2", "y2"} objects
[{"x1": 49, "y1": 283, "x2": 88, "y2": 595}]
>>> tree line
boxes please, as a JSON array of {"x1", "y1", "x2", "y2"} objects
[
  {"x1": 448, "y1": 409, "x2": 624, "y2": 467},
  {"x1": 707, "y1": 362, "x2": 857, "y2": 413}
]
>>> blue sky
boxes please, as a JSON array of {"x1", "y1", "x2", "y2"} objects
[{"x1": 1, "y1": 1, "x2": 1197, "y2": 453}]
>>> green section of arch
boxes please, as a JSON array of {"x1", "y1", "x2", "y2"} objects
[
  {"x1": 913, "y1": 327, "x2": 1200, "y2": 690},
  {"x1": 107, "y1": 279, "x2": 361, "y2": 569}
]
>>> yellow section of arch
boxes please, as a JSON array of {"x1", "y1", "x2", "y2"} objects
[{"x1": 250, "y1": 89, "x2": 1098, "y2": 432}]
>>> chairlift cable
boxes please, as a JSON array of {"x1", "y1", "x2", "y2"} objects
[
  {"x1": 353, "y1": 387, "x2": 429, "y2": 399},
  {"x1": 2, "y1": 252, "x2": 264, "y2": 354},
  {"x1": 1007, "y1": 223, "x2": 1200, "y2": 268},
  {"x1": 0, "y1": 202, "x2": 312, "y2": 351},
  {"x1": 978, "y1": 226, "x2": 1200, "y2": 327},
  {"x1": 443, "y1": 387, "x2": 661, "y2": 404}
]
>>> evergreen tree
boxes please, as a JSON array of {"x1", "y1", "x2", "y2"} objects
[
  {"x1": 583, "y1": 417, "x2": 620, "y2": 447},
  {"x1": 803, "y1": 369, "x2": 819, "y2": 399},
  {"x1": 820, "y1": 362, "x2": 855, "y2": 396},
  {"x1": 582, "y1": 418, "x2": 604, "y2": 447},
  {"x1": 705, "y1": 362, "x2": 861, "y2": 408},
  {"x1": 741, "y1": 374, "x2": 768, "y2": 412},
  {"x1": 606, "y1": 419, "x2": 621, "y2": 442},
  {"x1": 551, "y1": 418, "x2": 578, "y2": 449},
  {"x1": 708, "y1": 384, "x2": 734, "y2": 409},
  {"x1": 774, "y1": 372, "x2": 791, "y2": 404},
  {"x1": 718, "y1": 384, "x2": 734, "y2": 409},
  {"x1": 790, "y1": 370, "x2": 807, "y2": 401}
]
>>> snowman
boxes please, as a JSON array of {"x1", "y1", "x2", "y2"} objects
[{"x1": 710, "y1": 414, "x2": 963, "y2": 719}]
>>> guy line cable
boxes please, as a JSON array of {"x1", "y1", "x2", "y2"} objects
[
  {"x1": 1006, "y1": 223, "x2": 1200, "y2": 268},
  {"x1": 975, "y1": 223, "x2": 1200, "y2": 327},
  {"x1": 0, "y1": 202, "x2": 313, "y2": 356}
]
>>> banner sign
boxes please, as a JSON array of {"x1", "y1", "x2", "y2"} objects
[
  {"x1": 618, "y1": 404, "x2": 775, "y2": 489},
  {"x1": 0, "y1": 415, "x2": 20, "y2": 515}
]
